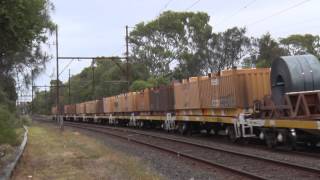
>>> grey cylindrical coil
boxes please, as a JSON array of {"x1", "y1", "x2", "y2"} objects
[{"x1": 271, "y1": 54, "x2": 320, "y2": 105}]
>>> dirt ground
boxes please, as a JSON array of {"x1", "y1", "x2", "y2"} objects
[{"x1": 12, "y1": 122, "x2": 162, "y2": 180}]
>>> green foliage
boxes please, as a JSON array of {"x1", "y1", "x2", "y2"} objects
[
  {"x1": 0, "y1": 0, "x2": 54, "y2": 145},
  {"x1": 0, "y1": 0, "x2": 54, "y2": 113},
  {"x1": 0, "y1": 105, "x2": 18, "y2": 145},
  {"x1": 0, "y1": 0, "x2": 54, "y2": 80},
  {"x1": 17, "y1": 115, "x2": 32, "y2": 126},
  {"x1": 130, "y1": 76, "x2": 170, "y2": 91},
  {"x1": 244, "y1": 33, "x2": 289, "y2": 68},
  {"x1": 130, "y1": 11, "x2": 252, "y2": 78},
  {"x1": 130, "y1": 11, "x2": 212, "y2": 78},
  {"x1": 0, "y1": 85, "x2": 15, "y2": 112},
  {"x1": 280, "y1": 34, "x2": 320, "y2": 58},
  {"x1": 32, "y1": 57, "x2": 152, "y2": 112},
  {"x1": 32, "y1": 90, "x2": 53, "y2": 114},
  {"x1": 147, "y1": 76, "x2": 170, "y2": 87},
  {"x1": 208, "y1": 27, "x2": 250, "y2": 72},
  {"x1": 130, "y1": 80, "x2": 152, "y2": 91},
  {"x1": 245, "y1": 33, "x2": 320, "y2": 68}
]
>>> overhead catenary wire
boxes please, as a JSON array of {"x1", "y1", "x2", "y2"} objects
[
  {"x1": 157, "y1": 0, "x2": 175, "y2": 28},
  {"x1": 215, "y1": 0, "x2": 257, "y2": 27},
  {"x1": 268, "y1": 17, "x2": 320, "y2": 36},
  {"x1": 276, "y1": 23, "x2": 320, "y2": 37},
  {"x1": 159, "y1": 0, "x2": 174, "y2": 12},
  {"x1": 111, "y1": 45, "x2": 125, "y2": 56},
  {"x1": 59, "y1": 59, "x2": 74, "y2": 76},
  {"x1": 185, "y1": 0, "x2": 201, "y2": 11},
  {"x1": 247, "y1": 0, "x2": 312, "y2": 27}
]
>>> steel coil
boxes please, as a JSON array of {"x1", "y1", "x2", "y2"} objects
[{"x1": 271, "y1": 54, "x2": 320, "y2": 105}]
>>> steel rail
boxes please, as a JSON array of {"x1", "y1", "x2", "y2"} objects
[
  {"x1": 65, "y1": 123, "x2": 266, "y2": 180},
  {"x1": 65, "y1": 121, "x2": 320, "y2": 175}
]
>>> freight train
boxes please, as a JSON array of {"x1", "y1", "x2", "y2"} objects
[{"x1": 52, "y1": 54, "x2": 320, "y2": 149}]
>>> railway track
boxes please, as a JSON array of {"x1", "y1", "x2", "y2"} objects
[
  {"x1": 290, "y1": 150, "x2": 320, "y2": 158},
  {"x1": 188, "y1": 132, "x2": 320, "y2": 160},
  {"x1": 64, "y1": 121, "x2": 320, "y2": 180}
]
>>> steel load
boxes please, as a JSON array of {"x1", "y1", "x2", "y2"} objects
[{"x1": 271, "y1": 55, "x2": 320, "y2": 105}]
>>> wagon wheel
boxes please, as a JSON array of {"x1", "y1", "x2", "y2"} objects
[
  {"x1": 205, "y1": 127, "x2": 212, "y2": 136},
  {"x1": 227, "y1": 126, "x2": 237, "y2": 143},
  {"x1": 138, "y1": 121, "x2": 144, "y2": 128},
  {"x1": 287, "y1": 133, "x2": 297, "y2": 150},
  {"x1": 265, "y1": 132, "x2": 276, "y2": 149},
  {"x1": 178, "y1": 122, "x2": 189, "y2": 135}
]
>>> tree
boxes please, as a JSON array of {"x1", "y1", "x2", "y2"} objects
[
  {"x1": 130, "y1": 11, "x2": 212, "y2": 79},
  {"x1": 246, "y1": 33, "x2": 288, "y2": 68},
  {"x1": 0, "y1": 0, "x2": 53, "y2": 144},
  {"x1": 0, "y1": 0, "x2": 54, "y2": 103},
  {"x1": 207, "y1": 27, "x2": 250, "y2": 72},
  {"x1": 32, "y1": 56, "x2": 153, "y2": 113},
  {"x1": 32, "y1": 90, "x2": 52, "y2": 114},
  {"x1": 280, "y1": 34, "x2": 320, "y2": 58},
  {"x1": 130, "y1": 76, "x2": 170, "y2": 91},
  {"x1": 130, "y1": 80, "x2": 152, "y2": 91}
]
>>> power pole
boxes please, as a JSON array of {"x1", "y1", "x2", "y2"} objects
[
  {"x1": 92, "y1": 59, "x2": 95, "y2": 98},
  {"x1": 31, "y1": 69, "x2": 34, "y2": 115},
  {"x1": 55, "y1": 25, "x2": 63, "y2": 131},
  {"x1": 68, "y1": 69, "x2": 71, "y2": 104},
  {"x1": 125, "y1": 25, "x2": 129, "y2": 92}
]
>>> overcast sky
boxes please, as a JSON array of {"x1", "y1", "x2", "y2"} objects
[{"x1": 23, "y1": 0, "x2": 319, "y2": 101}]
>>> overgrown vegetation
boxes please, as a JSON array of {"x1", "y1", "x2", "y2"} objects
[
  {"x1": 0, "y1": 105, "x2": 17, "y2": 145},
  {"x1": 0, "y1": 0, "x2": 54, "y2": 145}
]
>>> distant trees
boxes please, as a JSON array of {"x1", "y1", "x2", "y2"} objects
[
  {"x1": 280, "y1": 34, "x2": 320, "y2": 57},
  {"x1": 130, "y1": 76, "x2": 170, "y2": 91},
  {"x1": 129, "y1": 11, "x2": 212, "y2": 78},
  {"x1": 244, "y1": 33, "x2": 289, "y2": 68},
  {"x1": 130, "y1": 11, "x2": 252, "y2": 79},
  {"x1": 207, "y1": 27, "x2": 250, "y2": 72},
  {"x1": 130, "y1": 11, "x2": 320, "y2": 76},
  {"x1": 244, "y1": 33, "x2": 320, "y2": 68}
]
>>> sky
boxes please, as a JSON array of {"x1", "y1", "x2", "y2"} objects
[{"x1": 20, "y1": 0, "x2": 320, "y2": 101}]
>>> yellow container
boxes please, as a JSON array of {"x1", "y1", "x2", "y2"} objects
[
  {"x1": 199, "y1": 68, "x2": 271, "y2": 109},
  {"x1": 76, "y1": 102, "x2": 86, "y2": 114},
  {"x1": 103, "y1": 97, "x2": 114, "y2": 113},
  {"x1": 134, "y1": 89, "x2": 151, "y2": 112},
  {"x1": 174, "y1": 78, "x2": 201, "y2": 110}
]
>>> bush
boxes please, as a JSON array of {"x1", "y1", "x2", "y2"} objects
[
  {"x1": 130, "y1": 80, "x2": 152, "y2": 91},
  {"x1": 147, "y1": 76, "x2": 170, "y2": 87},
  {"x1": 130, "y1": 76, "x2": 171, "y2": 92},
  {"x1": 16, "y1": 115, "x2": 32, "y2": 126},
  {"x1": 0, "y1": 105, "x2": 18, "y2": 145}
]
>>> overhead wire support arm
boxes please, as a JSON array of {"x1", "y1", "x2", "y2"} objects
[
  {"x1": 57, "y1": 56, "x2": 128, "y2": 85},
  {"x1": 32, "y1": 85, "x2": 67, "y2": 88},
  {"x1": 58, "y1": 56, "x2": 126, "y2": 60}
]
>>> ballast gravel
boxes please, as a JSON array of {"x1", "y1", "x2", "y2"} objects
[{"x1": 67, "y1": 126, "x2": 247, "y2": 180}]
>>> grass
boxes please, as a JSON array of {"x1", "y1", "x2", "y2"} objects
[{"x1": 12, "y1": 122, "x2": 162, "y2": 180}]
